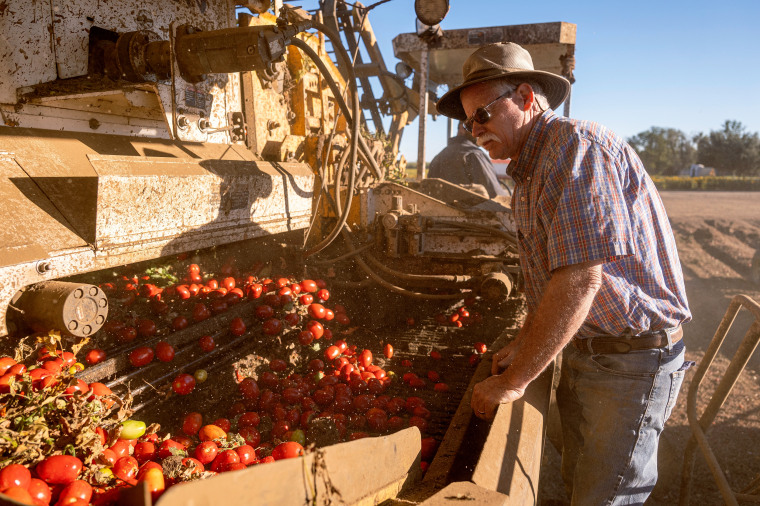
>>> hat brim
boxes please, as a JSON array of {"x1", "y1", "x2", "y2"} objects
[{"x1": 436, "y1": 70, "x2": 571, "y2": 120}]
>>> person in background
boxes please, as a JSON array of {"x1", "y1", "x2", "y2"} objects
[
  {"x1": 427, "y1": 121, "x2": 507, "y2": 198},
  {"x1": 436, "y1": 42, "x2": 691, "y2": 505}
]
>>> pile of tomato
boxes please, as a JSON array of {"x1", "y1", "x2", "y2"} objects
[{"x1": 0, "y1": 256, "x2": 491, "y2": 505}]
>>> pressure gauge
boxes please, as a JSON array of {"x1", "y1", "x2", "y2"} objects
[{"x1": 414, "y1": 0, "x2": 450, "y2": 26}]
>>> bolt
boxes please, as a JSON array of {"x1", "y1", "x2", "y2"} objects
[
  {"x1": 247, "y1": 45, "x2": 255, "y2": 55},
  {"x1": 74, "y1": 289, "x2": 83, "y2": 299},
  {"x1": 68, "y1": 320, "x2": 78, "y2": 330},
  {"x1": 82, "y1": 325, "x2": 92, "y2": 335},
  {"x1": 267, "y1": 120, "x2": 280, "y2": 130},
  {"x1": 36, "y1": 261, "x2": 51, "y2": 274}
]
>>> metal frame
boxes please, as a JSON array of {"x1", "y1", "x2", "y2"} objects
[{"x1": 679, "y1": 294, "x2": 760, "y2": 505}]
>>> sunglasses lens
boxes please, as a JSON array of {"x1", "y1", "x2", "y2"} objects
[{"x1": 464, "y1": 108, "x2": 491, "y2": 133}]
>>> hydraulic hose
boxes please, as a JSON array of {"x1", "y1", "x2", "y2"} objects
[{"x1": 289, "y1": 36, "x2": 359, "y2": 258}]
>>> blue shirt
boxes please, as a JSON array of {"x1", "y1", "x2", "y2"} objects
[{"x1": 507, "y1": 111, "x2": 691, "y2": 337}]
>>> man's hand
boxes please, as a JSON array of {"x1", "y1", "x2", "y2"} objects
[
  {"x1": 491, "y1": 340, "x2": 521, "y2": 375},
  {"x1": 471, "y1": 374, "x2": 525, "y2": 420}
]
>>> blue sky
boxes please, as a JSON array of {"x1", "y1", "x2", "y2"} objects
[{"x1": 288, "y1": 0, "x2": 760, "y2": 162}]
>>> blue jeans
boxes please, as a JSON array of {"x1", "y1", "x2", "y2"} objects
[{"x1": 557, "y1": 339, "x2": 686, "y2": 505}]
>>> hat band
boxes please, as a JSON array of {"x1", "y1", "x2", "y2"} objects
[{"x1": 465, "y1": 66, "x2": 533, "y2": 82}]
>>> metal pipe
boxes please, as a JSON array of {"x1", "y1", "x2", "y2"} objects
[{"x1": 416, "y1": 47, "x2": 429, "y2": 180}]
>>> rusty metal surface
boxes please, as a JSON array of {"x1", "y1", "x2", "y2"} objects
[{"x1": 393, "y1": 22, "x2": 576, "y2": 87}]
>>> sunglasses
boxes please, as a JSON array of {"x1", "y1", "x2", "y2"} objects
[{"x1": 463, "y1": 90, "x2": 513, "y2": 133}]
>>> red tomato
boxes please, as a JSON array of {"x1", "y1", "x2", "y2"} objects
[
  {"x1": 229, "y1": 317, "x2": 246, "y2": 336},
  {"x1": 297, "y1": 330, "x2": 314, "y2": 345},
  {"x1": 192, "y1": 303, "x2": 212, "y2": 322},
  {"x1": 246, "y1": 283, "x2": 263, "y2": 299},
  {"x1": 468, "y1": 353, "x2": 480, "y2": 366},
  {"x1": 315, "y1": 279, "x2": 327, "y2": 289},
  {"x1": 0, "y1": 463, "x2": 31, "y2": 490},
  {"x1": 306, "y1": 320, "x2": 324, "y2": 340},
  {"x1": 254, "y1": 305, "x2": 274, "y2": 320},
  {"x1": 222, "y1": 277, "x2": 236, "y2": 291},
  {"x1": 434, "y1": 382, "x2": 450, "y2": 392},
  {"x1": 210, "y1": 450, "x2": 240, "y2": 473},
  {"x1": 129, "y1": 347, "x2": 154, "y2": 367},
  {"x1": 238, "y1": 427, "x2": 261, "y2": 447},
  {"x1": 283, "y1": 312, "x2": 300, "y2": 326},
  {"x1": 359, "y1": 349, "x2": 373, "y2": 368},
  {"x1": 172, "y1": 316, "x2": 189, "y2": 331},
  {"x1": 35, "y1": 456, "x2": 82, "y2": 485},
  {"x1": 334, "y1": 313, "x2": 350, "y2": 325},
  {"x1": 138, "y1": 467, "x2": 165, "y2": 500},
  {"x1": 194, "y1": 441, "x2": 219, "y2": 465},
  {"x1": 85, "y1": 349, "x2": 106, "y2": 365},
  {"x1": 182, "y1": 412, "x2": 203, "y2": 435},
  {"x1": 158, "y1": 439, "x2": 187, "y2": 459},
  {"x1": 133, "y1": 442, "x2": 157, "y2": 463},
  {"x1": 238, "y1": 411, "x2": 261, "y2": 428},
  {"x1": 172, "y1": 374, "x2": 196, "y2": 395},
  {"x1": 300, "y1": 279, "x2": 317, "y2": 293},
  {"x1": 262, "y1": 318, "x2": 283, "y2": 335},
  {"x1": 206, "y1": 279, "x2": 219, "y2": 289},
  {"x1": 113, "y1": 456, "x2": 139, "y2": 482},
  {"x1": 0, "y1": 356, "x2": 16, "y2": 375},
  {"x1": 136, "y1": 319, "x2": 157, "y2": 337},
  {"x1": 366, "y1": 407, "x2": 388, "y2": 432},
  {"x1": 316, "y1": 289, "x2": 330, "y2": 301},
  {"x1": 109, "y1": 440, "x2": 131, "y2": 460},
  {"x1": 238, "y1": 378, "x2": 260, "y2": 402},
  {"x1": 269, "y1": 359, "x2": 288, "y2": 372},
  {"x1": 271, "y1": 441, "x2": 304, "y2": 460},
  {"x1": 155, "y1": 342, "x2": 175, "y2": 362},
  {"x1": 383, "y1": 343, "x2": 394, "y2": 359},
  {"x1": 27, "y1": 478, "x2": 51, "y2": 505},
  {"x1": 235, "y1": 445, "x2": 257, "y2": 465},
  {"x1": 117, "y1": 326, "x2": 137, "y2": 343},
  {"x1": 298, "y1": 293, "x2": 313, "y2": 305},
  {"x1": 427, "y1": 370, "x2": 440, "y2": 382},
  {"x1": 199, "y1": 335, "x2": 215, "y2": 352},
  {"x1": 324, "y1": 345, "x2": 341, "y2": 361},
  {"x1": 430, "y1": 350, "x2": 442, "y2": 360},
  {"x1": 1, "y1": 487, "x2": 34, "y2": 504},
  {"x1": 474, "y1": 342, "x2": 487, "y2": 354},
  {"x1": 182, "y1": 457, "x2": 204, "y2": 474},
  {"x1": 308, "y1": 303, "x2": 327, "y2": 319}
]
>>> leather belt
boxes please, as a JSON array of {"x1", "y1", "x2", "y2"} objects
[{"x1": 572, "y1": 326, "x2": 683, "y2": 354}]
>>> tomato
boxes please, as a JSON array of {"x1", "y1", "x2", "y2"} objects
[
  {"x1": 129, "y1": 347, "x2": 154, "y2": 367},
  {"x1": 383, "y1": 343, "x2": 394, "y2": 359},
  {"x1": 36, "y1": 455, "x2": 82, "y2": 485},
  {"x1": 427, "y1": 370, "x2": 440, "y2": 382},
  {"x1": 334, "y1": 312, "x2": 350, "y2": 325},
  {"x1": 171, "y1": 316, "x2": 189, "y2": 331},
  {"x1": 298, "y1": 293, "x2": 313, "y2": 305},
  {"x1": 434, "y1": 382, "x2": 450, "y2": 392},
  {"x1": 198, "y1": 424, "x2": 227, "y2": 442},
  {"x1": 238, "y1": 427, "x2": 261, "y2": 447},
  {"x1": 230, "y1": 445, "x2": 255, "y2": 467},
  {"x1": 136, "y1": 319, "x2": 157, "y2": 337},
  {"x1": 99, "y1": 448, "x2": 117, "y2": 467},
  {"x1": 182, "y1": 457, "x2": 204, "y2": 475},
  {"x1": 27, "y1": 478, "x2": 51, "y2": 505},
  {"x1": 238, "y1": 411, "x2": 261, "y2": 428},
  {"x1": 366, "y1": 407, "x2": 388, "y2": 432},
  {"x1": 246, "y1": 283, "x2": 263, "y2": 299},
  {"x1": 194, "y1": 369, "x2": 208, "y2": 383},
  {"x1": 121, "y1": 420, "x2": 146, "y2": 440},
  {"x1": 158, "y1": 439, "x2": 187, "y2": 459},
  {"x1": 182, "y1": 412, "x2": 203, "y2": 435},
  {"x1": 0, "y1": 487, "x2": 34, "y2": 504},
  {"x1": 85, "y1": 349, "x2": 106, "y2": 365},
  {"x1": 359, "y1": 349, "x2": 373, "y2": 368},
  {"x1": 117, "y1": 326, "x2": 138, "y2": 343},
  {"x1": 316, "y1": 289, "x2": 330, "y2": 302},
  {"x1": 269, "y1": 359, "x2": 287, "y2": 372},
  {"x1": 192, "y1": 303, "x2": 212, "y2": 322},
  {"x1": 306, "y1": 320, "x2": 324, "y2": 340},
  {"x1": 206, "y1": 279, "x2": 219, "y2": 290},
  {"x1": 474, "y1": 342, "x2": 487, "y2": 354},
  {"x1": 238, "y1": 378, "x2": 260, "y2": 402},
  {"x1": 307, "y1": 359, "x2": 324, "y2": 372},
  {"x1": 262, "y1": 318, "x2": 283, "y2": 335},
  {"x1": 408, "y1": 416, "x2": 428, "y2": 433},
  {"x1": 324, "y1": 345, "x2": 340, "y2": 361},
  {"x1": 137, "y1": 467, "x2": 165, "y2": 501},
  {"x1": 175, "y1": 285, "x2": 191, "y2": 300},
  {"x1": 199, "y1": 335, "x2": 215, "y2": 352},
  {"x1": 254, "y1": 305, "x2": 274, "y2": 321},
  {"x1": 109, "y1": 440, "x2": 131, "y2": 460},
  {"x1": 228, "y1": 317, "x2": 246, "y2": 337},
  {"x1": 468, "y1": 353, "x2": 480, "y2": 366},
  {"x1": 271, "y1": 441, "x2": 305, "y2": 460},
  {"x1": 283, "y1": 312, "x2": 300, "y2": 326},
  {"x1": 188, "y1": 264, "x2": 200, "y2": 274},
  {"x1": 209, "y1": 299, "x2": 228, "y2": 314},
  {"x1": 300, "y1": 279, "x2": 317, "y2": 293},
  {"x1": 155, "y1": 342, "x2": 175, "y2": 362},
  {"x1": 297, "y1": 330, "x2": 314, "y2": 345},
  {"x1": 0, "y1": 464, "x2": 31, "y2": 490},
  {"x1": 133, "y1": 442, "x2": 157, "y2": 463},
  {"x1": 213, "y1": 418, "x2": 232, "y2": 433},
  {"x1": 430, "y1": 350, "x2": 442, "y2": 360},
  {"x1": 222, "y1": 277, "x2": 236, "y2": 291},
  {"x1": 172, "y1": 374, "x2": 196, "y2": 395},
  {"x1": 194, "y1": 441, "x2": 219, "y2": 465},
  {"x1": 0, "y1": 356, "x2": 16, "y2": 376},
  {"x1": 308, "y1": 303, "x2": 327, "y2": 319}
]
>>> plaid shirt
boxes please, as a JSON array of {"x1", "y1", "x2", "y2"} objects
[{"x1": 507, "y1": 111, "x2": 691, "y2": 337}]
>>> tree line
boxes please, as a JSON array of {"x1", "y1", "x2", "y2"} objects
[{"x1": 627, "y1": 120, "x2": 760, "y2": 176}]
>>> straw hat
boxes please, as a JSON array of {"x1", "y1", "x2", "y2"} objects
[{"x1": 436, "y1": 42, "x2": 571, "y2": 120}]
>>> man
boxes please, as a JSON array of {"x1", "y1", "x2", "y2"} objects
[
  {"x1": 436, "y1": 42, "x2": 691, "y2": 504},
  {"x1": 427, "y1": 121, "x2": 507, "y2": 198}
]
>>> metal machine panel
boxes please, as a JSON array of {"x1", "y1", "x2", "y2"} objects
[{"x1": 0, "y1": 2, "x2": 56, "y2": 104}]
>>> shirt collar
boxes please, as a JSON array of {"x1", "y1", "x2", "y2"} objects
[{"x1": 507, "y1": 110, "x2": 556, "y2": 184}]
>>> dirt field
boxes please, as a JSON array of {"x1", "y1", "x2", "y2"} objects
[{"x1": 539, "y1": 191, "x2": 760, "y2": 505}]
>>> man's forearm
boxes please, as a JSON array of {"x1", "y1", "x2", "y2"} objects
[{"x1": 502, "y1": 262, "x2": 602, "y2": 390}]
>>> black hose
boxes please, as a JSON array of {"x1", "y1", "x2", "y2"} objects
[{"x1": 289, "y1": 36, "x2": 359, "y2": 258}]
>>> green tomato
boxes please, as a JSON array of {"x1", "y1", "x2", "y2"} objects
[
  {"x1": 289, "y1": 429, "x2": 306, "y2": 446},
  {"x1": 120, "y1": 419, "x2": 146, "y2": 440},
  {"x1": 194, "y1": 369, "x2": 208, "y2": 383}
]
